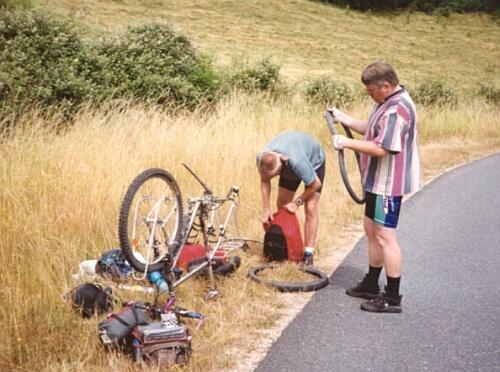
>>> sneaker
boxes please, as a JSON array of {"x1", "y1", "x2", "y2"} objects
[
  {"x1": 345, "y1": 275, "x2": 380, "y2": 300},
  {"x1": 303, "y1": 252, "x2": 313, "y2": 266},
  {"x1": 360, "y1": 291, "x2": 402, "y2": 313}
]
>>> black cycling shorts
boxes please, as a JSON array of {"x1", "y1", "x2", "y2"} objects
[{"x1": 278, "y1": 160, "x2": 325, "y2": 194}]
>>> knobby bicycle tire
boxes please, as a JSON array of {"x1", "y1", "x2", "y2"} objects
[
  {"x1": 248, "y1": 264, "x2": 329, "y2": 292},
  {"x1": 118, "y1": 168, "x2": 183, "y2": 273}
]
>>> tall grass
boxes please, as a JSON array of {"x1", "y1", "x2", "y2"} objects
[{"x1": 1, "y1": 92, "x2": 499, "y2": 370}]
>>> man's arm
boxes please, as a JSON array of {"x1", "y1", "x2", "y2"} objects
[
  {"x1": 260, "y1": 177, "x2": 273, "y2": 223},
  {"x1": 342, "y1": 138, "x2": 389, "y2": 157},
  {"x1": 283, "y1": 176, "x2": 321, "y2": 214},
  {"x1": 329, "y1": 107, "x2": 368, "y2": 135}
]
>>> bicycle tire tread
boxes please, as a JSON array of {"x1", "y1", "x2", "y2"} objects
[
  {"x1": 248, "y1": 264, "x2": 329, "y2": 292},
  {"x1": 118, "y1": 168, "x2": 183, "y2": 273}
]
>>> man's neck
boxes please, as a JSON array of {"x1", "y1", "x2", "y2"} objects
[{"x1": 382, "y1": 85, "x2": 403, "y2": 103}]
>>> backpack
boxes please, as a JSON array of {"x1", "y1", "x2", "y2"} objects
[
  {"x1": 263, "y1": 209, "x2": 304, "y2": 262},
  {"x1": 66, "y1": 283, "x2": 113, "y2": 318},
  {"x1": 98, "y1": 301, "x2": 150, "y2": 347},
  {"x1": 96, "y1": 248, "x2": 133, "y2": 280}
]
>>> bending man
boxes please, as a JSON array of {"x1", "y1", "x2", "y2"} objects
[
  {"x1": 330, "y1": 61, "x2": 421, "y2": 313},
  {"x1": 257, "y1": 131, "x2": 326, "y2": 265}
]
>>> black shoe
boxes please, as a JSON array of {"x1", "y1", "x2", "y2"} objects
[
  {"x1": 345, "y1": 275, "x2": 380, "y2": 300},
  {"x1": 360, "y1": 291, "x2": 402, "y2": 313},
  {"x1": 303, "y1": 252, "x2": 313, "y2": 266}
]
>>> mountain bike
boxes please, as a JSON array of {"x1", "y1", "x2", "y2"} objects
[{"x1": 118, "y1": 164, "x2": 249, "y2": 298}]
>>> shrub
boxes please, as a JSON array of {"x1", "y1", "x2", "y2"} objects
[
  {"x1": 478, "y1": 84, "x2": 500, "y2": 105},
  {"x1": 0, "y1": 0, "x2": 31, "y2": 10},
  {"x1": 319, "y1": 0, "x2": 499, "y2": 13},
  {"x1": 0, "y1": 11, "x2": 102, "y2": 114},
  {"x1": 410, "y1": 79, "x2": 457, "y2": 106},
  {"x1": 221, "y1": 58, "x2": 283, "y2": 94},
  {"x1": 94, "y1": 23, "x2": 219, "y2": 108},
  {"x1": 304, "y1": 76, "x2": 354, "y2": 107}
]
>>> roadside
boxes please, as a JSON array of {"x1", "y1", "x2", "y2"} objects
[{"x1": 232, "y1": 143, "x2": 500, "y2": 372}]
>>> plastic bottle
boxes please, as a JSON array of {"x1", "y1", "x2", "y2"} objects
[
  {"x1": 118, "y1": 283, "x2": 155, "y2": 294},
  {"x1": 147, "y1": 271, "x2": 169, "y2": 293}
]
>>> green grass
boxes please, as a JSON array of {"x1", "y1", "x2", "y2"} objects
[{"x1": 34, "y1": 0, "x2": 500, "y2": 94}]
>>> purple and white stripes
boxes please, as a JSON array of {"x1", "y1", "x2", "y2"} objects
[{"x1": 361, "y1": 89, "x2": 422, "y2": 196}]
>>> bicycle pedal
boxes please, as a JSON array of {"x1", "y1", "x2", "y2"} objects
[{"x1": 204, "y1": 290, "x2": 219, "y2": 301}]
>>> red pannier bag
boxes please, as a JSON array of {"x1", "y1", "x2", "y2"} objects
[
  {"x1": 263, "y1": 209, "x2": 304, "y2": 263},
  {"x1": 175, "y1": 244, "x2": 226, "y2": 271}
]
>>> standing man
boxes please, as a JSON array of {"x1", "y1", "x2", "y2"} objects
[
  {"x1": 330, "y1": 61, "x2": 421, "y2": 313},
  {"x1": 257, "y1": 131, "x2": 326, "y2": 265}
]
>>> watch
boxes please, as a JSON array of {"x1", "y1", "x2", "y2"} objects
[{"x1": 294, "y1": 198, "x2": 304, "y2": 206}]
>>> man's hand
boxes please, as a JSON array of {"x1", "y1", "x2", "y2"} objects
[
  {"x1": 332, "y1": 134, "x2": 347, "y2": 150},
  {"x1": 327, "y1": 107, "x2": 348, "y2": 125},
  {"x1": 283, "y1": 202, "x2": 298, "y2": 214},
  {"x1": 261, "y1": 208, "x2": 273, "y2": 224}
]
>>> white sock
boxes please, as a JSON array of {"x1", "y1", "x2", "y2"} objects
[{"x1": 305, "y1": 247, "x2": 314, "y2": 255}]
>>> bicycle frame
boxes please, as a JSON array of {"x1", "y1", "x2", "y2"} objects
[{"x1": 170, "y1": 186, "x2": 241, "y2": 290}]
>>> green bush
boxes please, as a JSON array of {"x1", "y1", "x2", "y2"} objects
[
  {"x1": 0, "y1": 12, "x2": 221, "y2": 119},
  {"x1": 0, "y1": 0, "x2": 31, "y2": 10},
  {"x1": 409, "y1": 80, "x2": 457, "y2": 106},
  {"x1": 0, "y1": 11, "x2": 102, "y2": 113},
  {"x1": 304, "y1": 76, "x2": 354, "y2": 107},
  {"x1": 319, "y1": 0, "x2": 499, "y2": 13},
  {"x1": 478, "y1": 84, "x2": 500, "y2": 105},
  {"x1": 221, "y1": 58, "x2": 282, "y2": 93},
  {"x1": 94, "y1": 23, "x2": 219, "y2": 108}
]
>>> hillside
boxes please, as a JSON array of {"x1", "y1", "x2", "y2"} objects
[
  {"x1": 36, "y1": 0, "x2": 500, "y2": 92},
  {"x1": 2, "y1": 2, "x2": 499, "y2": 371}
]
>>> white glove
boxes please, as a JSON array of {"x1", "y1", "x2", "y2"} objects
[
  {"x1": 328, "y1": 107, "x2": 347, "y2": 125},
  {"x1": 331, "y1": 134, "x2": 347, "y2": 150}
]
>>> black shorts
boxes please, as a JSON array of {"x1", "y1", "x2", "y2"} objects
[{"x1": 278, "y1": 161, "x2": 325, "y2": 194}]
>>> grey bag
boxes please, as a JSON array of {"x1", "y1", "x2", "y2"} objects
[{"x1": 98, "y1": 301, "x2": 149, "y2": 347}]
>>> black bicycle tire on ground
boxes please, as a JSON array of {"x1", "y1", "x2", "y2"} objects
[
  {"x1": 118, "y1": 168, "x2": 183, "y2": 273},
  {"x1": 248, "y1": 264, "x2": 329, "y2": 292}
]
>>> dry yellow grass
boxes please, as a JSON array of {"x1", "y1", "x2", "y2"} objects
[
  {"x1": 2, "y1": 0, "x2": 500, "y2": 370},
  {"x1": 35, "y1": 0, "x2": 500, "y2": 91},
  {"x1": 1, "y1": 92, "x2": 499, "y2": 371}
]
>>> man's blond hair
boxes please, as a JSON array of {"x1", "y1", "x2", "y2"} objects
[{"x1": 258, "y1": 152, "x2": 280, "y2": 178}]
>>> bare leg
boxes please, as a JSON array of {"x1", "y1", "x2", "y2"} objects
[
  {"x1": 364, "y1": 216, "x2": 384, "y2": 268},
  {"x1": 304, "y1": 192, "x2": 321, "y2": 248},
  {"x1": 277, "y1": 187, "x2": 295, "y2": 209},
  {"x1": 372, "y1": 223, "x2": 402, "y2": 277}
]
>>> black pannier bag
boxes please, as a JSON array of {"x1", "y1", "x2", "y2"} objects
[
  {"x1": 66, "y1": 283, "x2": 113, "y2": 318},
  {"x1": 263, "y1": 224, "x2": 288, "y2": 261}
]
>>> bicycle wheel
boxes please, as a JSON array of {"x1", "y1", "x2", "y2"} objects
[
  {"x1": 248, "y1": 263, "x2": 329, "y2": 292},
  {"x1": 118, "y1": 168, "x2": 183, "y2": 273}
]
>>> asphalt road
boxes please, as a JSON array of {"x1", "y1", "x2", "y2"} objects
[{"x1": 256, "y1": 153, "x2": 500, "y2": 372}]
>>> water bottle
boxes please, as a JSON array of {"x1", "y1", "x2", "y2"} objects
[
  {"x1": 117, "y1": 283, "x2": 155, "y2": 294},
  {"x1": 147, "y1": 271, "x2": 169, "y2": 293}
]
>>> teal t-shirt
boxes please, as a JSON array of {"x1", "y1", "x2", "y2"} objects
[{"x1": 257, "y1": 131, "x2": 325, "y2": 186}]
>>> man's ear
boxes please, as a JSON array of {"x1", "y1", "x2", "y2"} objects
[{"x1": 280, "y1": 154, "x2": 289, "y2": 161}]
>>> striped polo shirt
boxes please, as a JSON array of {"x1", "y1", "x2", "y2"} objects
[{"x1": 360, "y1": 87, "x2": 422, "y2": 196}]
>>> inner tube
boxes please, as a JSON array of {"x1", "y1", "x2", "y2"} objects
[
  {"x1": 248, "y1": 264, "x2": 329, "y2": 292},
  {"x1": 324, "y1": 110, "x2": 366, "y2": 204}
]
